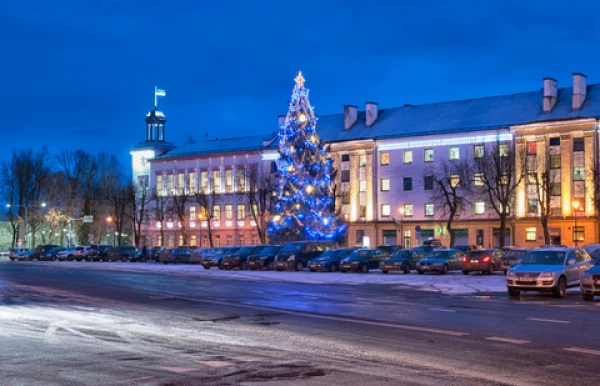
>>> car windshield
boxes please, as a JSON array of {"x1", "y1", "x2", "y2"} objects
[
  {"x1": 281, "y1": 243, "x2": 303, "y2": 252},
  {"x1": 390, "y1": 250, "x2": 411, "y2": 258},
  {"x1": 427, "y1": 251, "x2": 449, "y2": 259},
  {"x1": 504, "y1": 250, "x2": 528, "y2": 259},
  {"x1": 259, "y1": 246, "x2": 279, "y2": 254},
  {"x1": 213, "y1": 248, "x2": 227, "y2": 255},
  {"x1": 349, "y1": 250, "x2": 371, "y2": 258},
  {"x1": 522, "y1": 251, "x2": 565, "y2": 265},
  {"x1": 320, "y1": 250, "x2": 340, "y2": 257},
  {"x1": 466, "y1": 251, "x2": 489, "y2": 257},
  {"x1": 236, "y1": 246, "x2": 254, "y2": 254}
]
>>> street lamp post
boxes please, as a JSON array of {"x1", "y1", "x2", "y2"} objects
[
  {"x1": 572, "y1": 201, "x2": 580, "y2": 246},
  {"x1": 106, "y1": 216, "x2": 113, "y2": 245},
  {"x1": 398, "y1": 207, "x2": 405, "y2": 249},
  {"x1": 6, "y1": 203, "x2": 47, "y2": 249}
]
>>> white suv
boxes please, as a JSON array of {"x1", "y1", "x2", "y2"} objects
[
  {"x1": 506, "y1": 247, "x2": 592, "y2": 298},
  {"x1": 72, "y1": 246, "x2": 91, "y2": 261}
]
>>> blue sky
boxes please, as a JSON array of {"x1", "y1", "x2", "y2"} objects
[{"x1": 2, "y1": 0, "x2": 599, "y2": 167}]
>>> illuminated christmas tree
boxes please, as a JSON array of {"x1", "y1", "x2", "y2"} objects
[{"x1": 268, "y1": 72, "x2": 346, "y2": 242}]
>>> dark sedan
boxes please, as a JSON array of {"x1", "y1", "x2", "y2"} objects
[
  {"x1": 308, "y1": 248, "x2": 355, "y2": 272},
  {"x1": 416, "y1": 249, "x2": 464, "y2": 274},
  {"x1": 247, "y1": 245, "x2": 281, "y2": 271},
  {"x1": 159, "y1": 249, "x2": 192, "y2": 264},
  {"x1": 220, "y1": 245, "x2": 269, "y2": 270},
  {"x1": 340, "y1": 249, "x2": 388, "y2": 273},
  {"x1": 379, "y1": 249, "x2": 420, "y2": 274},
  {"x1": 461, "y1": 249, "x2": 505, "y2": 275},
  {"x1": 500, "y1": 248, "x2": 531, "y2": 273},
  {"x1": 581, "y1": 258, "x2": 600, "y2": 301},
  {"x1": 201, "y1": 247, "x2": 240, "y2": 269}
]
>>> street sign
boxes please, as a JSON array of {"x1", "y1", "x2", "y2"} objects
[
  {"x1": 83, "y1": 215, "x2": 94, "y2": 223},
  {"x1": 415, "y1": 225, "x2": 421, "y2": 232}
]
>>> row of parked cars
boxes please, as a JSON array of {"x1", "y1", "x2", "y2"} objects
[{"x1": 9, "y1": 245, "x2": 144, "y2": 262}]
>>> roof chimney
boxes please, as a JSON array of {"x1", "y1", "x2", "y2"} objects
[
  {"x1": 572, "y1": 73, "x2": 587, "y2": 110},
  {"x1": 344, "y1": 105, "x2": 357, "y2": 130},
  {"x1": 278, "y1": 115, "x2": 286, "y2": 127},
  {"x1": 543, "y1": 77, "x2": 557, "y2": 112},
  {"x1": 365, "y1": 102, "x2": 378, "y2": 127}
]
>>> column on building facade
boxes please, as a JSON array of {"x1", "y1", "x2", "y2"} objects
[
  {"x1": 584, "y1": 132, "x2": 595, "y2": 216},
  {"x1": 349, "y1": 153, "x2": 359, "y2": 221},
  {"x1": 560, "y1": 134, "x2": 572, "y2": 215},
  {"x1": 184, "y1": 168, "x2": 189, "y2": 195},
  {"x1": 365, "y1": 150, "x2": 374, "y2": 221},
  {"x1": 219, "y1": 165, "x2": 225, "y2": 194},
  {"x1": 515, "y1": 139, "x2": 526, "y2": 217},
  {"x1": 232, "y1": 156, "x2": 237, "y2": 192}
]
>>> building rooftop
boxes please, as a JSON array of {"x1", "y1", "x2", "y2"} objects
[{"x1": 156, "y1": 133, "x2": 277, "y2": 159}]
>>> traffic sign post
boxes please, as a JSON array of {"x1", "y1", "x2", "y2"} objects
[{"x1": 83, "y1": 215, "x2": 94, "y2": 223}]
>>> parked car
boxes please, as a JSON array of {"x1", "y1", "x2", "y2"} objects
[
  {"x1": 247, "y1": 245, "x2": 281, "y2": 271},
  {"x1": 500, "y1": 248, "x2": 531, "y2": 273},
  {"x1": 158, "y1": 248, "x2": 192, "y2": 264},
  {"x1": 410, "y1": 245, "x2": 440, "y2": 259},
  {"x1": 422, "y1": 239, "x2": 443, "y2": 247},
  {"x1": 88, "y1": 245, "x2": 113, "y2": 261},
  {"x1": 44, "y1": 247, "x2": 65, "y2": 261},
  {"x1": 376, "y1": 245, "x2": 403, "y2": 254},
  {"x1": 340, "y1": 249, "x2": 388, "y2": 273},
  {"x1": 380, "y1": 249, "x2": 421, "y2": 274},
  {"x1": 18, "y1": 249, "x2": 35, "y2": 261},
  {"x1": 150, "y1": 247, "x2": 164, "y2": 262},
  {"x1": 130, "y1": 249, "x2": 149, "y2": 262},
  {"x1": 461, "y1": 249, "x2": 505, "y2": 275},
  {"x1": 104, "y1": 246, "x2": 137, "y2": 262},
  {"x1": 57, "y1": 247, "x2": 77, "y2": 261},
  {"x1": 9, "y1": 248, "x2": 29, "y2": 261},
  {"x1": 220, "y1": 245, "x2": 269, "y2": 270},
  {"x1": 416, "y1": 249, "x2": 464, "y2": 274},
  {"x1": 453, "y1": 245, "x2": 478, "y2": 254},
  {"x1": 274, "y1": 241, "x2": 336, "y2": 271},
  {"x1": 580, "y1": 257, "x2": 600, "y2": 301},
  {"x1": 32, "y1": 244, "x2": 60, "y2": 260},
  {"x1": 308, "y1": 248, "x2": 356, "y2": 272},
  {"x1": 506, "y1": 247, "x2": 593, "y2": 298},
  {"x1": 200, "y1": 247, "x2": 240, "y2": 269},
  {"x1": 190, "y1": 248, "x2": 211, "y2": 264},
  {"x1": 72, "y1": 246, "x2": 92, "y2": 261}
]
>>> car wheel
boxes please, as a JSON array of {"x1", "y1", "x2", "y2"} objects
[
  {"x1": 462, "y1": 270, "x2": 469, "y2": 275},
  {"x1": 329, "y1": 263, "x2": 337, "y2": 272},
  {"x1": 140, "y1": 257, "x2": 147, "y2": 263},
  {"x1": 583, "y1": 294, "x2": 595, "y2": 301},
  {"x1": 503, "y1": 270, "x2": 507, "y2": 276},
  {"x1": 218, "y1": 260, "x2": 225, "y2": 270},
  {"x1": 267, "y1": 261, "x2": 275, "y2": 271},
  {"x1": 360, "y1": 264, "x2": 368, "y2": 273},
  {"x1": 51, "y1": 256, "x2": 56, "y2": 261},
  {"x1": 341, "y1": 269, "x2": 347, "y2": 273},
  {"x1": 382, "y1": 270, "x2": 388, "y2": 274},
  {"x1": 240, "y1": 261, "x2": 247, "y2": 270},
  {"x1": 552, "y1": 277, "x2": 567, "y2": 298},
  {"x1": 174, "y1": 258, "x2": 181, "y2": 265},
  {"x1": 441, "y1": 264, "x2": 449, "y2": 275},
  {"x1": 508, "y1": 289, "x2": 520, "y2": 297},
  {"x1": 403, "y1": 265, "x2": 410, "y2": 274},
  {"x1": 294, "y1": 261, "x2": 304, "y2": 272},
  {"x1": 417, "y1": 270, "x2": 424, "y2": 275},
  {"x1": 163, "y1": 262, "x2": 168, "y2": 265}
]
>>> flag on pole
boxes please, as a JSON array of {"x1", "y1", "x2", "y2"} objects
[{"x1": 154, "y1": 86, "x2": 166, "y2": 108}]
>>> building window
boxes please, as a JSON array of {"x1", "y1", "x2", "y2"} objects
[
  {"x1": 341, "y1": 170, "x2": 350, "y2": 182},
  {"x1": 499, "y1": 173, "x2": 509, "y2": 186},
  {"x1": 380, "y1": 152, "x2": 390, "y2": 166},
  {"x1": 449, "y1": 147, "x2": 459, "y2": 160},
  {"x1": 474, "y1": 173, "x2": 484, "y2": 187},
  {"x1": 225, "y1": 170, "x2": 233, "y2": 193},
  {"x1": 381, "y1": 204, "x2": 390, "y2": 217},
  {"x1": 225, "y1": 205, "x2": 233, "y2": 220},
  {"x1": 573, "y1": 226, "x2": 585, "y2": 242},
  {"x1": 573, "y1": 167, "x2": 585, "y2": 181},
  {"x1": 549, "y1": 137, "x2": 560, "y2": 147},
  {"x1": 167, "y1": 175, "x2": 174, "y2": 195},
  {"x1": 526, "y1": 141, "x2": 537, "y2": 155},
  {"x1": 380, "y1": 179, "x2": 390, "y2": 191},
  {"x1": 573, "y1": 138, "x2": 584, "y2": 152},
  {"x1": 359, "y1": 180, "x2": 367, "y2": 192},
  {"x1": 156, "y1": 234, "x2": 162, "y2": 247},
  {"x1": 528, "y1": 199, "x2": 538, "y2": 214},
  {"x1": 237, "y1": 205, "x2": 245, "y2": 221},
  {"x1": 403, "y1": 150, "x2": 413, "y2": 164},
  {"x1": 341, "y1": 154, "x2": 350, "y2": 162},
  {"x1": 356, "y1": 230, "x2": 365, "y2": 245},
  {"x1": 189, "y1": 206, "x2": 196, "y2": 220},
  {"x1": 424, "y1": 176, "x2": 434, "y2": 190},
  {"x1": 189, "y1": 173, "x2": 196, "y2": 195},
  {"x1": 168, "y1": 235, "x2": 174, "y2": 247},
  {"x1": 237, "y1": 169, "x2": 246, "y2": 192},
  {"x1": 156, "y1": 175, "x2": 164, "y2": 196},
  {"x1": 213, "y1": 205, "x2": 221, "y2": 220},
  {"x1": 550, "y1": 183, "x2": 561, "y2": 196},
  {"x1": 474, "y1": 145, "x2": 484, "y2": 159},
  {"x1": 359, "y1": 205, "x2": 367, "y2": 218},
  {"x1": 525, "y1": 227, "x2": 537, "y2": 242},
  {"x1": 403, "y1": 230, "x2": 411, "y2": 250},
  {"x1": 190, "y1": 235, "x2": 197, "y2": 247},
  {"x1": 424, "y1": 149, "x2": 434, "y2": 162},
  {"x1": 403, "y1": 177, "x2": 412, "y2": 191},
  {"x1": 474, "y1": 201, "x2": 485, "y2": 215},
  {"x1": 201, "y1": 171, "x2": 208, "y2": 192},
  {"x1": 178, "y1": 173, "x2": 185, "y2": 195},
  {"x1": 550, "y1": 155, "x2": 561, "y2": 169},
  {"x1": 499, "y1": 143, "x2": 509, "y2": 157},
  {"x1": 450, "y1": 174, "x2": 460, "y2": 188},
  {"x1": 212, "y1": 170, "x2": 221, "y2": 194},
  {"x1": 404, "y1": 204, "x2": 414, "y2": 217},
  {"x1": 359, "y1": 155, "x2": 367, "y2": 167},
  {"x1": 425, "y1": 204, "x2": 434, "y2": 217}
]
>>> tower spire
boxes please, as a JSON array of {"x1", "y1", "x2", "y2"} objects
[{"x1": 294, "y1": 71, "x2": 305, "y2": 88}]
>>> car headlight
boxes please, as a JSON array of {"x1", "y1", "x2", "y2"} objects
[
  {"x1": 540, "y1": 272, "x2": 556, "y2": 278},
  {"x1": 287, "y1": 255, "x2": 295, "y2": 261},
  {"x1": 507, "y1": 271, "x2": 516, "y2": 278},
  {"x1": 581, "y1": 275, "x2": 592, "y2": 284}
]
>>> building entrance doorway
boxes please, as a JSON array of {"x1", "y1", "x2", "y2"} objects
[{"x1": 549, "y1": 229, "x2": 561, "y2": 246}]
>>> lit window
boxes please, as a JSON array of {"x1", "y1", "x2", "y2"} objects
[
  {"x1": 425, "y1": 204, "x2": 434, "y2": 217},
  {"x1": 189, "y1": 206, "x2": 196, "y2": 220},
  {"x1": 449, "y1": 147, "x2": 460, "y2": 160},
  {"x1": 525, "y1": 227, "x2": 537, "y2": 242},
  {"x1": 359, "y1": 155, "x2": 367, "y2": 167},
  {"x1": 573, "y1": 167, "x2": 585, "y2": 181},
  {"x1": 424, "y1": 176, "x2": 434, "y2": 190},
  {"x1": 474, "y1": 201, "x2": 485, "y2": 215},
  {"x1": 167, "y1": 175, "x2": 174, "y2": 195},
  {"x1": 213, "y1": 205, "x2": 221, "y2": 220},
  {"x1": 403, "y1": 177, "x2": 412, "y2": 191},
  {"x1": 190, "y1": 235, "x2": 197, "y2": 247},
  {"x1": 450, "y1": 174, "x2": 460, "y2": 188},
  {"x1": 189, "y1": 173, "x2": 196, "y2": 195},
  {"x1": 403, "y1": 150, "x2": 413, "y2": 164},
  {"x1": 380, "y1": 152, "x2": 390, "y2": 166},
  {"x1": 474, "y1": 145, "x2": 484, "y2": 159},
  {"x1": 381, "y1": 204, "x2": 390, "y2": 217},
  {"x1": 404, "y1": 204, "x2": 414, "y2": 217},
  {"x1": 156, "y1": 175, "x2": 164, "y2": 196},
  {"x1": 237, "y1": 205, "x2": 245, "y2": 221},
  {"x1": 499, "y1": 144, "x2": 509, "y2": 157},
  {"x1": 225, "y1": 205, "x2": 233, "y2": 220},
  {"x1": 201, "y1": 171, "x2": 208, "y2": 192},
  {"x1": 225, "y1": 170, "x2": 233, "y2": 192},
  {"x1": 424, "y1": 149, "x2": 434, "y2": 162},
  {"x1": 212, "y1": 170, "x2": 221, "y2": 194},
  {"x1": 573, "y1": 226, "x2": 585, "y2": 242},
  {"x1": 380, "y1": 179, "x2": 390, "y2": 191},
  {"x1": 178, "y1": 173, "x2": 185, "y2": 195},
  {"x1": 526, "y1": 141, "x2": 537, "y2": 155},
  {"x1": 359, "y1": 180, "x2": 367, "y2": 192},
  {"x1": 474, "y1": 173, "x2": 484, "y2": 187},
  {"x1": 237, "y1": 169, "x2": 246, "y2": 192},
  {"x1": 528, "y1": 200, "x2": 538, "y2": 214}
]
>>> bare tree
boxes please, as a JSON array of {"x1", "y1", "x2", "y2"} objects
[
  {"x1": 472, "y1": 142, "x2": 525, "y2": 247},
  {"x1": 131, "y1": 176, "x2": 152, "y2": 247},
  {"x1": 427, "y1": 158, "x2": 473, "y2": 247},
  {"x1": 194, "y1": 188, "x2": 217, "y2": 248},
  {"x1": 170, "y1": 192, "x2": 189, "y2": 246},
  {"x1": 246, "y1": 167, "x2": 272, "y2": 244},
  {"x1": 532, "y1": 170, "x2": 553, "y2": 245},
  {"x1": 105, "y1": 182, "x2": 134, "y2": 246},
  {"x1": 150, "y1": 193, "x2": 168, "y2": 248}
]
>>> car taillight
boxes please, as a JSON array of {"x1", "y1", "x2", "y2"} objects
[
  {"x1": 482, "y1": 256, "x2": 491, "y2": 262},
  {"x1": 461, "y1": 257, "x2": 467, "y2": 262}
]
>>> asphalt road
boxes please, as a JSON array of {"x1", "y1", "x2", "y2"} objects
[{"x1": 1, "y1": 262, "x2": 599, "y2": 386}]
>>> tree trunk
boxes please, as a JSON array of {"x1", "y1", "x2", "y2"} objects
[
  {"x1": 447, "y1": 218, "x2": 455, "y2": 247},
  {"x1": 498, "y1": 215, "x2": 507, "y2": 248},
  {"x1": 207, "y1": 221, "x2": 214, "y2": 248},
  {"x1": 541, "y1": 216, "x2": 550, "y2": 245}
]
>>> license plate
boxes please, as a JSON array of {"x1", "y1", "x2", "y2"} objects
[
  {"x1": 421, "y1": 266, "x2": 429, "y2": 270},
  {"x1": 471, "y1": 260, "x2": 479, "y2": 263},
  {"x1": 520, "y1": 277, "x2": 534, "y2": 282},
  {"x1": 224, "y1": 262, "x2": 230, "y2": 266}
]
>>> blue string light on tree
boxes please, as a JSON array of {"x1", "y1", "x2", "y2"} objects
[{"x1": 268, "y1": 72, "x2": 347, "y2": 243}]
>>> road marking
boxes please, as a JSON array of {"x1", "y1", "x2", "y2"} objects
[
  {"x1": 563, "y1": 347, "x2": 600, "y2": 356},
  {"x1": 429, "y1": 308, "x2": 456, "y2": 313},
  {"x1": 485, "y1": 336, "x2": 530, "y2": 345},
  {"x1": 527, "y1": 317, "x2": 571, "y2": 324},
  {"x1": 157, "y1": 366, "x2": 201, "y2": 373}
]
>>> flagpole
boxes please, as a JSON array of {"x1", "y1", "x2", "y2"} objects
[{"x1": 154, "y1": 86, "x2": 157, "y2": 109}]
